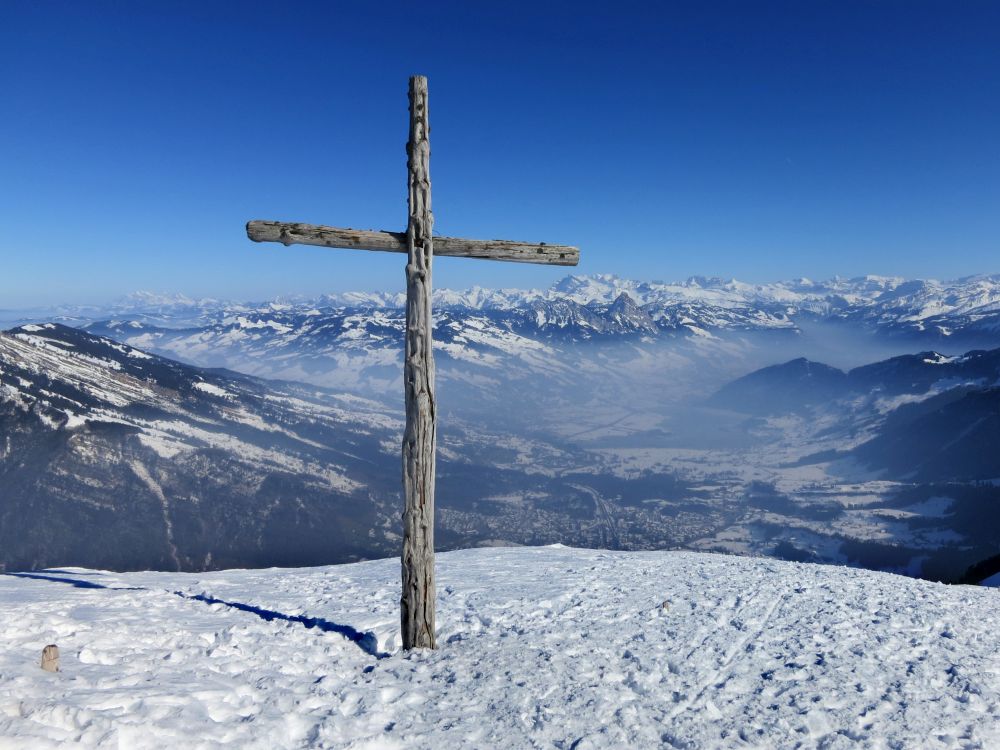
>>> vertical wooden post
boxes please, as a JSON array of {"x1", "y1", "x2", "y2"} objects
[{"x1": 401, "y1": 75, "x2": 436, "y2": 650}]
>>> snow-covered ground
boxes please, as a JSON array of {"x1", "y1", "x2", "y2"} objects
[{"x1": 1, "y1": 547, "x2": 998, "y2": 749}]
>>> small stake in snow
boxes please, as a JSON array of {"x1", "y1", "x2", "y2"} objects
[
  {"x1": 246, "y1": 76, "x2": 578, "y2": 650},
  {"x1": 41, "y1": 644, "x2": 59, "y2": 672}
]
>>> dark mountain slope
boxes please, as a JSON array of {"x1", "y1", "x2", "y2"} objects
[
  {"x1": 853, "y1": 387, "x2": 1000, "y2": 481},
  {"x1": 0, "y1": 324, "x2": 399, "y2": 571},
  {"x1": 711, "y1": 347, "x2": 1000, "y2": 416},
  {"x1": 707, "y1": 358, "x2": 849, "y2": 415},
  {"x1": 848, "y1": 349, "x2": 1000, "y2": 395}
]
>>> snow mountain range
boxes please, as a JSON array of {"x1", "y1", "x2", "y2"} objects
[
  {"x1": 7, "y1": 272, "x2": 1000, "y2": 353},
  {"x1": 0, "y1": 273, "x2": 960, "y2": 423},
  {"x1": 3, "y1": 272, "x2": 1000, "y2": 579}
]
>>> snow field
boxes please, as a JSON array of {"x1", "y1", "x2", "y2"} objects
[{"x1": 1, "y1": 547, "x2": 998, "y2": 748}]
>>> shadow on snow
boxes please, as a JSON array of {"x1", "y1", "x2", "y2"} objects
[
  {"x1": 174, "y1": 591, "x2": 387, "y2": 658},
  {"x1": 6, "y1": 572, "x2": 141, "y2": 590},
  {"x1": 4, "y1": 571, "x2": 387, "y2": 659}
]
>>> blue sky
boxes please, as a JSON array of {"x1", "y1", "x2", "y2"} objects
[{"x1": 2, "y1": 1, "x2": 998, "y2": 306}]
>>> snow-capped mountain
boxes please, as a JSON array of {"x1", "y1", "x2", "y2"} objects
[
  {"x1": 542, "y1": 273, "x2": 1000, "y2": 331},
  {"x1": 0, "y1": 323, "x2": 405, "y2": 571},
  {"x1": 13, "y1": 271, "x2": 1000, "y2": 335},
  {"x1": 60, "y1": 273, "x2": 999, "y2": 404},
  {"x1": 2, "y1": 546, "x2": 998, "y2": 748}
]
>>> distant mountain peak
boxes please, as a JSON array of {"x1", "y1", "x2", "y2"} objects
[
  {"x1": 117, "y1": 290, "x2": 212, "y2": 307},
  {"x1": 610, "y1": 290, "x2": 638, "y2": 308}
]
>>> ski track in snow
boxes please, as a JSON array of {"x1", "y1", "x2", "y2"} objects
[{"x1": 1, "y1": 547, "x2": 998, "y2": 749}]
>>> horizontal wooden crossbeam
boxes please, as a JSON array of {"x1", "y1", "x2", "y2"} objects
[{"x1": 247, "y1": 220, "x2": 579, "y2": 267}]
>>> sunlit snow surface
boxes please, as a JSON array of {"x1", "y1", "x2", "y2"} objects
[{"x1": 1, "y1": 547, "x2": 998, "y2": 748}]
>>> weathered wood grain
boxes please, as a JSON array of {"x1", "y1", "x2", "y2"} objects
[
  {"x1": 400, "y1": 75, "x2": 437, "y2": 651},
  {"x1": 246, "y1": 220, "x2": 579, "y2": 266}
]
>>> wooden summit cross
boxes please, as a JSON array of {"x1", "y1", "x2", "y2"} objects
[{"x1": 246, "y1": 76, "x2": 579, "y2": 650}]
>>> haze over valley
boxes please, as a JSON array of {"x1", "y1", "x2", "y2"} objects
[{"x1": 3, "y1": 272, "x2": 1000, "y2": 583}]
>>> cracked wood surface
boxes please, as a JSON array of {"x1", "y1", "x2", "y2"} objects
[
  {"x1": 246, "y1": 222, "x2": 579, "y2": 267},
  {"x1": 400, "y1": 75, "x2": 436, "y2": 651}
]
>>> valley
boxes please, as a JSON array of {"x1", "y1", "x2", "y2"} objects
[{"x1": 3, "y1": 272, "x2": 1000, "y2": 581}]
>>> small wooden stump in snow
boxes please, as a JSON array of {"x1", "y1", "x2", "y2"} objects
[{"x1": 40, "y1": 645, "x2": 59, "y2": 672}]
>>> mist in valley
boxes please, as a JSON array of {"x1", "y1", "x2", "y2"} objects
[{"x1": 3, "y1": 279, "x2": 1000, "y2": 580}]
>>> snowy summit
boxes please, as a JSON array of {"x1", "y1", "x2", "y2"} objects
[{"x1": 1, "y1": 546, "x2": 997, "y2": 748}]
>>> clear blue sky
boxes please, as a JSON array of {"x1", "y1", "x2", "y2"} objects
[{"x1": 2, "y1": 1, "x2": 998, "y2": 306}]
